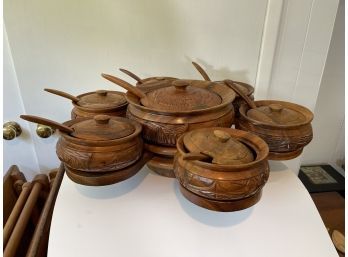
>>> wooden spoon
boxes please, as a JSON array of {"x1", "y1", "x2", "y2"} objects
[
  {"x1": 44, "y1": 88, "x2": 80, "y2": 102},
  {"x1": 119, "y1": 68, "x2": 143, "y2": 84},
  {"x1": 192, "y1": 62, "x2": 211, "y2": 81},
  {"x1": 20, "y1": 115, "x2": 74, "y2": 134},
  {"x1": 224, "y1": 80, "x2": 276, "y2": 124},
  {"x1": 101, "y1": 73, "x2": 150, "y2": 105}
]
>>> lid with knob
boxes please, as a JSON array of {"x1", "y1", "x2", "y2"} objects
[
  {"x1": 182, "y1": 128, "x2": 254, "y2": 165},
  {"x1": 69, "y1": 115, "x2": 135, "y2": 141},
  {"x1": 143, "y1": 79, "x2": 222, "y2": 112},
  {"x1": 76, "y1": 90, "x2": 127, "y2": 109},
  {"x1": 246, "y1": 103, "x2": 308, "y2": 125}
]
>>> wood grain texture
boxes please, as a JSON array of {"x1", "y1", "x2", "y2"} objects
[
  {"x1": 237, "y1": 100, "x2": 313, "y2": 160},
  {"x1": 179, "y1": 184, "x2": 262, "y2": 212},
  {"x1": 65, "y1": 151, "x2": 153, "y2": 186},
  {"x1": 127, "y1": 105, "x2": 234, "y2": 146},
  {"x1": 174, "y1": 127, "x2": 269, "y2": 210},
  {"x1": 71, "y1": 91, "x2": 128, "y2": 119},
  {"x1": 147, "y1": 155, "x2": 175, "y2": 178}
]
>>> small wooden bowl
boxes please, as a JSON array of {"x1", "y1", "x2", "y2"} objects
[
  {"x1": 237, "y1": 100, "x2": 313, "y2": 160},
  {"x1": 71, "y1": 91, "x2": 128, "y2": 119},
  {"x1": 57, "y1": 116, "x2": 143, "y2": 174},
  {"x1": 174, "y1": 127, "x2": 269, "y2": 212}
]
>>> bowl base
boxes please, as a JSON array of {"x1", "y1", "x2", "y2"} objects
[
  {"x1": 147, "y1": 155, "x2": 175, "y2": 178},
  {"x1": 268, "y1": 148, "x2": 303, "y2": 160},
  {"x1": 179, "y1": 184, "x2": 262, "y2": 212},
  {"x1": 66, "y1": 151, "x2": 152, "y2": 186}
]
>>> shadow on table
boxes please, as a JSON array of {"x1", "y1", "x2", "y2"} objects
[
  {"x1": 173, "y1": 182, "x2": 253, "y2": 227},
  {"x1": 74, "y1": 168, "x2": 149, "y2": 199}
]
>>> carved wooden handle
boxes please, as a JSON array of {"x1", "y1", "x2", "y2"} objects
[
  {"x1": 224, "y1": 80, "x2": 257, "y2": 109},
  {"x1": 101, "y1": 73, "x2": 147, "y2": 99},
  {"x1": 192, "y1": 62, "x2": 211, "y2": 81},
  {"x1": 119, "y1": 68, "x2": 143, "y2": 84},
  {"x1": 20, "y1": 115, "x2": 74, "y2": 134},
  {"x1": 44, "y1": 88, "x2": 80, "y2": 102}
]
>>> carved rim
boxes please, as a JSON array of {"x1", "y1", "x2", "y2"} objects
[
  {"x1": 239, "y1": 100, "x2": 313, "y2": 128},
  {"x1": 60, "y1": 117, "x2": 142, "y2": 146},
  {"x1": 176, "y1": 127, "x2": 269, "y2": 173},
  {"x1": 72, "y1": 91, "x2": 128, "y2": 112},
  {"x1": 126, "y1": 80, "x2": 236, "y2": 115}
]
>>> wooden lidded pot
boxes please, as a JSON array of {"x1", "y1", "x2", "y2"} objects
[
  {"x1": 101, "y1": 74, "x2": 237, "y2": 147},
  {"x1": 237, "y1": 100, "x2": 313, "y2": 160},
  {"x1": 20, "y1": 114, "x2": 144, "y2": 186},
  {"x1": 44, "y1": 88, "x2": 128, "y2": 119},
  {"x1": 174, "y1": 127, "x2": 269, "y2": 212}
]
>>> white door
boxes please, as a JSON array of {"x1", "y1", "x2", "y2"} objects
[
  {"x1": 3, "y1": 26, "x2": 40, "y2": 180},
  {"x1": 3, "y1": 0, "x2": 340, "y2": 176}
]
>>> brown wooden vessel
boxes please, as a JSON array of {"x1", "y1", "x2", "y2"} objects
[
  {"x1": 226, "y1": 79, "x2": 314, "y2": 160},
  {"x1": 44, "y1": 88, "x2": 128, "y2": 119},
  {"x1": 174, "y1": 127, "x2": 269, "y2": 212},
  {"x1": 237, "y1": 100, "x2": 313, "y2": 160},
  {"x1": 102, "y1": 74, "x2": 236, "y2": 177},
  {"x1": 20, "y1": 114, "x2": 144, "y2": 185}
]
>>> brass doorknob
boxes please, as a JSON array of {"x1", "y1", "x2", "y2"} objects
[
  {"x1": 3, "y1": 121, "x2": 22, "y2": 140},
  {"x1": 36, "y1": 124, "x2": 55, "y2": 138}
]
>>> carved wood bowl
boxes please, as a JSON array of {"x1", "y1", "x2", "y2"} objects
[
  {"x1": 126, "y1": 79, "x2": 236, "y2": 146},
  {"x1": 56, "y1": 116, "x2": 143, "y2": 179},
  {"x1": 71, "y1": 90, "x2": 128, "y2": 119},
  {"x1": 237, "y1": 100, "x2": 314, "y2": 160},
  {"x1": 174, "y1": 127, "x2": 270, "y2": 212}
]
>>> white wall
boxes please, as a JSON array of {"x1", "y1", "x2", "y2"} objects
[{"x1": 301, "y1": 0, "x2": 345, "y2": 169}]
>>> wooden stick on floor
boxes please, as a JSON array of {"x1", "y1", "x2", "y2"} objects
[
  {"x1": 3, "y1": 182, "x2": 32, "y2": 248},
  {"x1": 4, "y1": 175, "x2": 48, "y2": 257}
]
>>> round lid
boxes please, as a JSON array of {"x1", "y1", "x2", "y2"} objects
[
  {"x1": 77, "y1": 90, "x2": 127, "y2": 109},
  {"x1": 247, "y1": 103, "x2": 306, "y2": 125},
  {"x1": 70, "y1": 115, "x2": 135, "y2": 141},
  {"x1": 142, "y1": 80, "x2": 222, "y2": 112},
  {"x1": 183, "y1": 129, "x2": 254, "y2": 165}
]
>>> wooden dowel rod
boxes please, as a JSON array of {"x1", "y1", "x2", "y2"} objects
[
  {"x1": 25, "y1": 164, "x2": 65, "y2": 257},
  {"x1": 4, "y1": 182, "x2": 43, "y2": 257},
  {"x1": 3, "y1": 183, "x2": 32, "y2": 248}
]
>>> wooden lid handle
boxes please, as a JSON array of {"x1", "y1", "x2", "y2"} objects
[
  {"x1": 96, "y1": 90, "x2": 108, "y2": 96},
  {"x1": 20, "y1": 115, "x2": 74, "y2": 134},
  {"x1": 172, "y1": 80, "x2": 189, "y2": 90},
  {"x1": 44, "y1": 88, "x2": 80, "y2": 102},
  {"x1": 269, "y1": 104, "x2": 283, "y2": 112},
  {"x1": 192, "y1": 62, "x2": 211, "y2": 81},
  {"x1": 213, "y1": 130, "x2": 231, "y2": 143},
  {"x1": 94, "y1": 115, "x2": 110, "y2": 124}
]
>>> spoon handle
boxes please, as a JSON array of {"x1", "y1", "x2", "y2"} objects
[
  {"x1": 192, "y1": 62, "x2": 211, "y2": 81},
  {"x1": 101, "y1": 73, "x2": 147, "y2": 99},
  {"x1": 224, "y1": 80, "x2": 257, "y2": 109},
  {"x1": 182, "y1": 152, "x2": 211, "y2": 161},
  {"x1": 119, "y1": 68, "x2": 143, "y2": 84},
  {"x1": 20, "y1": 115, "x2": 74, "y2": 134},
  {"x1": 44, "y1": 88, "x2": 80, "y2": 102}
]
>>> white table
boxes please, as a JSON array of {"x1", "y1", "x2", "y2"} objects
[{"x1": 48, "y1": 161, "x2": 338, "y2": 257}]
